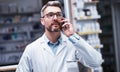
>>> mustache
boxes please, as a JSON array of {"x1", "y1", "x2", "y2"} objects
[{"x1": 51, "y1": 21, "x2": 60, "y2": 25}]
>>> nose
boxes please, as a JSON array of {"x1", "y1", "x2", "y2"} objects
[{"x1": 53, "y1": 15, "x2": 58, "y2": 20}]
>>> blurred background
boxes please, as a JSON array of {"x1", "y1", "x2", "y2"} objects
[{"x1": 0, "y1": 0, "x2": 120, "y2": 72}]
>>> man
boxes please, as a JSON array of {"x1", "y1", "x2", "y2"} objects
[{"x1": 16, "y1": 1, "x2": 103, "y2": 72}]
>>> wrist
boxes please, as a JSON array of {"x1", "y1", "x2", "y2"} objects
[
  {"x1": 69, "y1": 33, "x2": 80, "y2": 43},
  {"x1": 66, "y1": 33, "x2": 75, "y2": 37}
]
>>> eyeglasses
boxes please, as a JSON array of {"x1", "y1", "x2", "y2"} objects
[{"x1": 42, "y1": 12, "x2": 63, "y2": 19}]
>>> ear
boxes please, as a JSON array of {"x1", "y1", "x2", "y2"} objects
[{"x1": 40, "y1": 18, "x2": 45, "y2": 26}]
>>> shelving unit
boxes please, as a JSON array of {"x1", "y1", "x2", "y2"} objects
[
  {"x1": 0, "y1": 17, "x2": 44, "y2": 66},
  {"x1": 64, "y1": 0, "x2": 103, "y2": 72},
  {"x1": 70, "y1": 0, "x2": 103, "y2": 51},
  {"x1": 0, "y1": 0, "x2": 44, "y2": 66}
]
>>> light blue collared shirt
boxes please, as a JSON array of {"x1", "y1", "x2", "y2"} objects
[{"x1": 44, "y1": 34, "x2": 62, "y2": 54}]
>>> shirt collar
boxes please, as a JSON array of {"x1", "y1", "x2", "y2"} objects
[{"x1": 44, "y1": 34, "x2": 62, "y2": 45}]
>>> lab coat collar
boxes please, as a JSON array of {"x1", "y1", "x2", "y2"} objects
[
  {"x1": 39, "y1": 33, "x2": 67, "y2": 56},
  {"x1": 56, "y1": 34, "x2": 67, "y2": 56}
]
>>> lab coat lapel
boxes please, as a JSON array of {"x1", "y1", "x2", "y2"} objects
[
  {"x1": 56, "y1": 41, "x2": 66, "y2": 56},
  {"x1": 39, "y1": 35, "x2": 54, "y2": 56},
  {"x1": 56, "y1": 34, "x2": 67, "y2": 56},
  {"x1": 42, "y1": 43, "x2": 54, "y2": 55},
  {"x1": 39, "y1": 33, "x2": 68, "y2": 56}
]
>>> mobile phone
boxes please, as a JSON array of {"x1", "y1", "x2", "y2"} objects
[{"x1": 57, "y1": 17, "x2": 66, "y2": 30}]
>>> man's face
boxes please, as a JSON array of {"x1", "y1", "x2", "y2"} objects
[{"x1": 41, "y1": 6, "x2": 63, "y2": 32}]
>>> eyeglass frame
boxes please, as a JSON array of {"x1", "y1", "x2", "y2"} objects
[{"x1": 42, "y1": 12, "x2": 63, "y2": 19}]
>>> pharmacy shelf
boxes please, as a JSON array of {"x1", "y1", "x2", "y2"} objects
[
  {"x1": 0, "y1": 21, "x2": 39, "y2": 27},
  {"x1": 0, "y1": 11, "x2": 40, "y2": 16},
  {"x1": 30, "y1": 29, "x2": 44, "y2": 33},
  {"x1": 0, "y1": 49, "x2": 24, "y2": 54},
  {"x1": 0, "y1": 39, "x2": 32, "y2": 43},
  {"x1": 76, "y1": 15, "x2": 101, "y2": 20},
  {"x1": 0, "y1": 0, "x2": 43, "y2": 66},
  {"x1": 68, "y1": 0, "x2": 103, "y2": 71},
  {"x1": 0, "y1": 61, "x2": 18, "y2": 66},
  {"x1": 0, "y1": 29, "x2": 42, "y2": 34},
  {"x1": 94, "y1": 44, "x2": 103, "y2": 49},
  {"x1": 0, "y1": 31, "x2": 26, "y2": 35},
  {"x1": 0, "y1": 52, "x2": 23, "y2": 65},
  {"x1": 77, "y1": 30, "x2": 102, "y2": 35}
]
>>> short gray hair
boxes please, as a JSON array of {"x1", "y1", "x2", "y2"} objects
[{"x1": 41, "y1": 1, "x2": 62, "y2": 17}]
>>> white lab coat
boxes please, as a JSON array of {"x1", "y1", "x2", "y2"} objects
[{"x1": 16, "y1": 33, "x2": 103, "y2": 72}]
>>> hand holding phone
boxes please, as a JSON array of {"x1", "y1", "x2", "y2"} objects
[
  {"x1": 56, "y1": 17, "x2": 66, "y2": 30},
  {"x1": 57, "y1": 17, "x2": 75, "y2": 37}
]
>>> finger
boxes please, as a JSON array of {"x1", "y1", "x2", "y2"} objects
[
  {"x1": 62, "y1": 23, "x2": 71, "y2": 27},
  {"x1": 62, "y1": 23, "x2": 71, "y2": 31},
  {"x1": 62, "y1": 19, "x2": 69, "y2": 23}
]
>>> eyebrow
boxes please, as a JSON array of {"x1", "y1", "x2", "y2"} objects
[{"x1": 45, "y1": 12, "x2": 62, "y2": 15}]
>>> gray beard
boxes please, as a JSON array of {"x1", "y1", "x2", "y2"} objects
[{"x1": 47, "y1": 27, "x2": 61, "y2": 32}]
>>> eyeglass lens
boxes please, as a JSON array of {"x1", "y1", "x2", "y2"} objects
[{"x1": 44, "y1": 12, "x2": 63, "y2": 18}]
